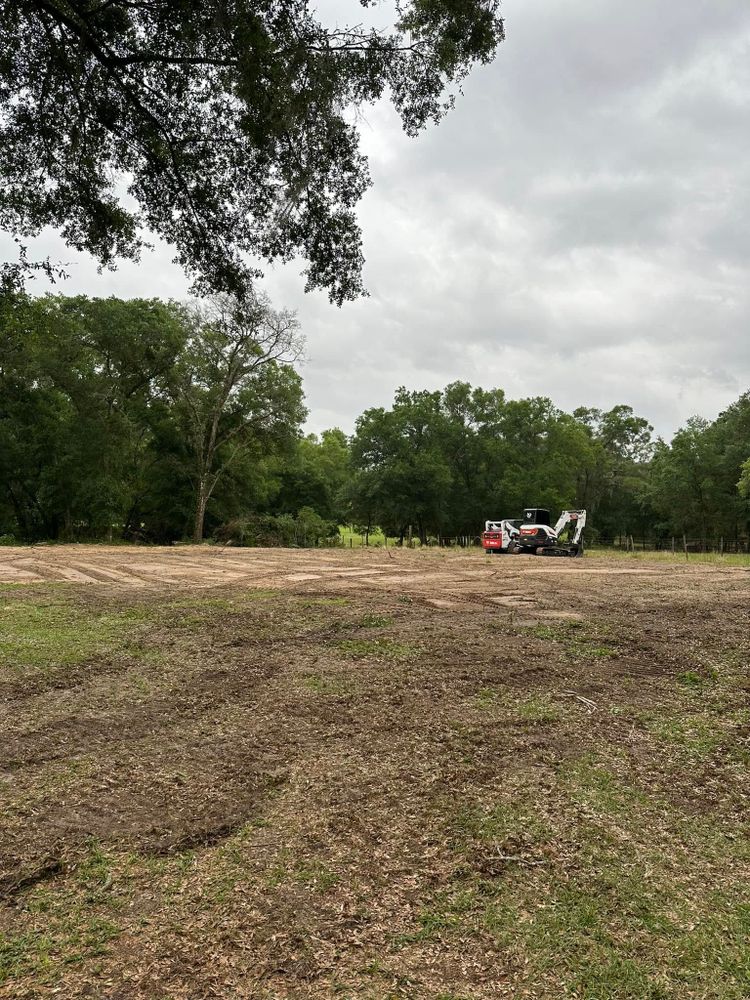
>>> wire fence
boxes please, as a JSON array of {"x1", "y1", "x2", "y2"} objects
[
  {"x1": 339, "y1": 533, "x2": 750, "y2": 554},
  {"x1": 589, "y1": 536, "x2": 749, "y2": 555}
]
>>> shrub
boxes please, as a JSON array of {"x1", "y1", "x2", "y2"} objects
[{"x1": 214, "y1": 510, "x2": 339, "y2": 548}]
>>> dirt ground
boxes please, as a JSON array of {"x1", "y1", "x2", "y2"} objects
[
  {"x1": 1, "y1": 546, "x2": 749, "y2": 998},
  {"x1": 0, "y1": 541, "x2": 731, "y2": 594}
]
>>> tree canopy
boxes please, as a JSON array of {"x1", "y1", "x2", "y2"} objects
[{"x1": 1, "y1": 1, "x2": 504, "y2": 301}]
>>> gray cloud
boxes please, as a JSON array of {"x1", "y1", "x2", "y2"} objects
[{"x1": 3, "y1": 0, "x2": 750, "y2": 439}]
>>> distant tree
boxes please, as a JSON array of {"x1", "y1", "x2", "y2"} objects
[
  {"x1": 648, "y1": 417, "x2": 720, "y2": 546},
  {"x1": 1, "y1": 2, "x2": 504, "y2": 301},
  {"x1": 277, "y1": 428, "x2": 351, "y2": 523},
  {"x1": 645, "y1": 396, "x2": 750, "y2": 548},
  {"x1": 168, "y1": 293, "x2": 305, "y2": 542},
  {"x1": 351, "y1": 389, "x2": 452, "y2": 544},
  {"x1": 739, "y1": 457, "x2": 750, "y2": 501},
  {"x1": 440, "y1": 381, "x2": 505, "y2": 534},
  {"x1": 573, "y1": 404, "x2": 654, "y2": 541}
]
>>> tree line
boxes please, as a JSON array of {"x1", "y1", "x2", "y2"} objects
[{"x1": 1, "y1": 293, "x2": 748, "y2": 549}]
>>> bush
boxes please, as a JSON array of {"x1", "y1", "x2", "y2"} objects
[{"x1": 214, "y1": 509, "x2": 340, "y2": 548}]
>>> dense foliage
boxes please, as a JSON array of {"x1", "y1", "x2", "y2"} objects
[
  {"x1": 1, "y1": 294, "x2": 748, "y2": 548},
  {"x1": 0, "y1": 1, "x2": 503, "y2": 302},
  {"x1": 0, "y1": 292, "x2": 307, "y2": 543}
]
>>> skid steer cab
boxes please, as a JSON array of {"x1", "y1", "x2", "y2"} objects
[
  {"x1": 482, "y1": 508, "x2": 587, "y2": 557},
  {"x1": 481, "y1": 518, "x2": 522, "y2": 554}
]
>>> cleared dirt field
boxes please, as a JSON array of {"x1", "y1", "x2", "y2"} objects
[{"x1": 1, "y1": 546, "x2": 749, "y2": 998}]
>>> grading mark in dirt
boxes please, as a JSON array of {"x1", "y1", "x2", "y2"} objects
[
  {"x1": 489, "y1": 595, "x2": 538, "y2": 608},
  {"x1": 0, "y1": 545, "x2": 742, "y2": 599}
]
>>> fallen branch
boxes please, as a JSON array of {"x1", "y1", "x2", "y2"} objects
[
  {"x1": 493, "y1": 848, "x2": 545, "y2": 867},
  {"x1": 560, "y1": 689, "x2": 598, "y2": 713}
]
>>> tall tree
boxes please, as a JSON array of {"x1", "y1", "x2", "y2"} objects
[
  {"x1": 1, "y1": 2, "x2": 504, "y2": 300},
  {"x1": 169, "y1": 293, "x2": 305, "y2": 542},
  {"x1": 351, "y1": 389, "x2": 453, "y2": 544},
  {"x1": 573, "y1": 404, "x2": 654, "y2": 542}
]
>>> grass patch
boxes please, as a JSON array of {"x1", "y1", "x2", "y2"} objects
[
  {"x1": 167, "y1": 596, "x2": 237, "y2": 610},
  {"x1": 339, "y1": 526, "x2": 399, "y2": 548},
  {"x1": 517, "y1": 695, "x2": 561, "y2": 723},
  {"x1": 474, "y1": 686, "x2": 499, "y2": 708},
  {"x1": 242, "y1": 587, "x2": 280, "y2": 601},
  {"x1": 301, "y1": 672, "x2": 353, "y2": 696},
  {"x1": 561, "y1": 754, "x2": 649, "y2": 813},
  {"x1": 334, "y1": 637, "x2": 419, "y2": 661},
  {"x1": 295, "y1": 596, "x2": 350, "y2": 607},
  {"x1": 588, "y1": 547, "x2": 750, "y2": 567},
  {"x1": 0, "y1": 598, "x2": 156, "y2": 675},
  {"x1": 647, "y1": 714, "x2": 724, "y2": 758},
  {"x1": 423, "y1": 762, "x2": 750, "y2": 998},
  {"x1": 454, "y1": 798, "x2": 551, "y2": 851},
  {"x1": 1, "y1": 850, "x2": 122, "y2": 988},
  {"x1": 357, "y1": 612, "x2": 393, "y2": 628},
  {"x1": 530, "y1": 620, "x2": 618, "y2": 660},
  {"x1": 0, "y1": 918, "x2": 119, "y2": 987},
  {"x1": 268, "y1": 856, "x2": 339, "y2": 892}
]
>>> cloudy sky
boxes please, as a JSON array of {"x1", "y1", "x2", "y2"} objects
[{"x1": 5, "y1": 0, "x2": 750, "y2": 438}]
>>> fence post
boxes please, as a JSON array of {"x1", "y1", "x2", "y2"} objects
[
  {"x1": 671, "y1": 537, "x2": 675, "y2": 555},
  {"x1": 683, "y1": 533, "x2": 688, "y2": 560}
]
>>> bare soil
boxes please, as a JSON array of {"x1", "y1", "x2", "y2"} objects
[{"x1": 1, "y1": 546, "x2": 749, "y2": 998}]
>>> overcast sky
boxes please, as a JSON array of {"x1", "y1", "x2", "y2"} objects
[{"x1": 4, "y1": 0, "x2": 750, "y2": 439}]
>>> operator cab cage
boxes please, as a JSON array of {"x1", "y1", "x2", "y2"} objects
[{"x1": 522, "y1": 508, "x2": 550, "y2": 526}]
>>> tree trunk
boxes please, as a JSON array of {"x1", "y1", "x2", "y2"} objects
[{"x1": 193, "y1": 483, "x2": 209, "y2": 543}]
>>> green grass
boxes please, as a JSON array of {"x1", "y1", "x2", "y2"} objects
[
  {"x1": 560, "y1": 754, "x2": 649, "y2": 813},
  {"x1": 646, "y1": 714, "x2": 725, "y2": 758},
  {"x1": 529, "y1": 620, "x2": 618, "y2": 660},
  {"x1": 409, "y1": 754, "x2": 750, "y2": 998},
  {"x1": 517, "y1": 695, "x2": 562, "y2": 723},
  {"x1": 474, "y1": 688, "x2": 562, "y2": 722},
  {"x1": 267, "y1": 855, "x2": 339, "y2": 892},
  {"x1": 587, "y1": 547, "x2": 750, "y2": 566},
  {"x1": 295, "y1": 596, "x2": 350, "y2": 607},
  {"x1": 334, "y1": 637, "x2": 420, "y2": 661},
  {"x1": 0, "y1": 847, "x2": 121, "y2": 987},
  {"x1": 474, "y1": 686, "x2": 499, "y2": 708},
  {"x1": 339, "y1": 526, "x2": 398, "y2": 548},
  {"x1": 301, "y1": 672, "x2": 353, "y2": 696},
  {"x1": 0, "y1": 598, "x2": 156, "y2": 675},
  {"x1": 0, "y1": 918, "x2": 119, "y2": 986},
  {"x1": 357, "y1": 612, "x2": 393, "y2": 628},
  {"x1": 454, "y1": 798, "x2": 551, "y2": 850}
]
